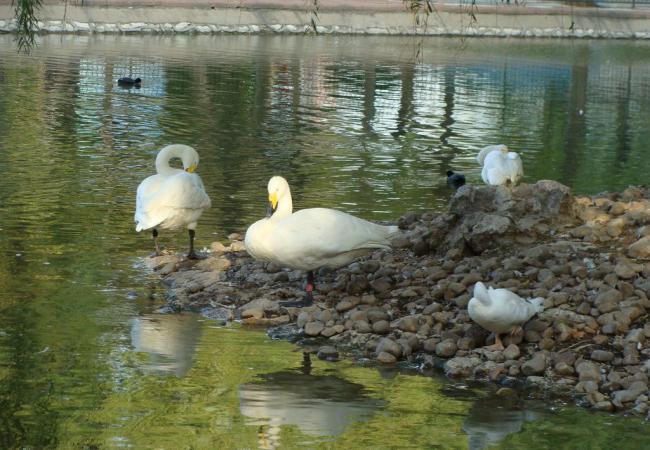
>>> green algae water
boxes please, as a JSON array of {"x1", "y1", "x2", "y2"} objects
[{"x1": 0, "y1": 34, "x2": 649, "y2": 448}]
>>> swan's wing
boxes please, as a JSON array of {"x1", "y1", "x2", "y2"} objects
[
  {"x1": 135, "y1": 174, "x2": 166, "y2": 231},
  {"x1": 492, "y1": 289, "x2": 537, "y2": 324},
  {"x1": 159, "y1": 173, "x2": 211, "y2": 210},
  {"x1": 477, "y1": 145, "x2": 507, "y2": 166},
  {"x1": 485, "y1": 167, "x2": 508, "y2": 186},
  {"x1": 271, "y1": 208, "x2": 397, "y2": 266}
]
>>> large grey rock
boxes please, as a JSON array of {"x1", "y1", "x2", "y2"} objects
[
  {"x1": 521, "y1": 352, "x2": 547, "y2": 376},
  {"x1": 444, "y1": 356, "x2": 481, "y2": 378},
  {"x1": 376, "y1": 338, "x2": 402, "y2": 358}
]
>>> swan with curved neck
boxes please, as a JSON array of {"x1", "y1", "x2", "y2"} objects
[
  {"x1": 135, "y1": 144, "x2": 211, "y2": 258},
  {"x1": 245, "y1": 176, "x2": 399, "y2": 307}
]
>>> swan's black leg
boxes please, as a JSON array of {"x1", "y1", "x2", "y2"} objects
[
  {"x1": 280, "y1": 270, "x2": 315, "y2": 308},
  {"x1": 152, "y1": 228, "x2": 160, "y2": 256},
  {"x1": 187, "y1": 229, "x2": 199, "y2": 259}
]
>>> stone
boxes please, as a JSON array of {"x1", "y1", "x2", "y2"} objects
[
  {"x1": 576, "y1": 361, "x2": 601, "y2": 383},
  {"x1": 393, "y1": 315, "x2": 420, "y2": 333},
  {"x1": 372, "y1": 320, "x2": 390, "y2": 334},
  {"x1": 370, "y1": 278, "x2": 393, "y2": 293},
  {"x1": 435, "y1": 339, "x2": 458, "y2": 357},
  {"x1": 629, "y1": 236, "x2": 650, "y2": 259},
  {"x1": 353, "y1": 320, "x2": 372, "y2": 333},
  {"x1": 594, "y1": 289, "x2": 622, "y2": 313},
  {"x1": 304, "y1": 321, "x2": 325, "y2": 337},
  {"x1": 376, "y1": 338, "x2": 402, "y2": 358},
  {"x1": 615, "y1": 260, "x2": 640, "y2": 279},
  {"x1": 241, "y1": 308, "x2": 264, "y2": 320},
  {"x1": 521, "y1": 352, "x2": 547, "y2": 376},
  {"x1": 590, "y1": 350, "x2": 614, "y2": 362},
  {"x1": 555, "y1": 362, "x2": 574, "y2": 376},
  {"x1": 503, "y1": 344, "x2": 521, "y2": 360},
  {"x1": 376, "y1": 351, "x2": 397, "y2": 364},
  {"x1": 294, "y1": 311, "x2": 310, "y2": 328},
  {"x1": 317, "y1": 346, "x2": 339, "y2": 361},
  {"x1": 444, "y1": 356, "x2": 481, "y2": 378},
  {"x1": 367, "y1": 309, "x2": 390, "y2": 323}
]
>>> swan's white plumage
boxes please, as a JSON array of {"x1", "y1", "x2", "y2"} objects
[
  {"x1": 134, "y1": 144, "x2": 211, "y2": 232},
  {"x1": 244, "y1": 176, "x2": 398, "y2": 271},
  {"x1": 477, "y1": 144, "x2": 524, "y2": 186},
  {"x1": 468, "y1": 281, "x2": 544, "y2": 335}
]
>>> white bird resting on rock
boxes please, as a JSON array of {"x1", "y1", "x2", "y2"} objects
[
  {"x1": 244, "y1": 175, "x2": 399, "y2": 308},
  {"x1": 134, "y1": 144, "x2": 211, "y2": 259},
  {"x1": 468, "y1": 281, "x2": 544, "y2": 351},
  {"x1": 476, "y1": 144, "x2": 524, "y2": 186}
]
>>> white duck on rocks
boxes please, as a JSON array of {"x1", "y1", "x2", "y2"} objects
[
  {"x1": 135, "y1": 144, "x2": 211, "y2": 259},
  {"x1": 476, "y1": 144, "x2": 524, "y2": 186},
  {"x1": 245, "y1": 176, "x2": 399, "y2": 308},
  {"x1": 468, "y1": 281, "x2": 544, "y2": 351}
]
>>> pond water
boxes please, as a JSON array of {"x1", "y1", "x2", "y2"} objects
[{"x1": 0, "y1": 34, "x2": 649, "y2": 448}]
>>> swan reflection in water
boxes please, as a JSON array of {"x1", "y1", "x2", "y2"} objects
[
  {"x1": 239, "y1": 353, "x2": 384, "y2": 449},
  {"x1": 462, "y1": 395, "x2": 538, "y2": 449},
  {"x1": 130, "y1": 313, "x2": 201, "y2": 377}
]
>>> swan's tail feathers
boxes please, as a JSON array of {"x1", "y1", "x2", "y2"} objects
[{"x1": 527, "y1": 297, "x2": 545, "y2": 314}]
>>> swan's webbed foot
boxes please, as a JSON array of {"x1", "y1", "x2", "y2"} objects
[
  {"x1": 484, "y1": 334, "x2": 505, "y2": 351},
  {"x1": 510, "y1": 326, "x2": 523, "y2": 337},
  {"x1": 187, "y1": 251, "x2": 200, "y2": 260}
]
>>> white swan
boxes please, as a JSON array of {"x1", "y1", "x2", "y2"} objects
[
  {"x1": 477, "y1": 144, "x2": 524, "y2": 186},
  {"x1": 135, "y1": 144, "x2": 211, "y2": 258},
  {"x1": 245, "y1": 176, "x2": 399, "y2": 307},
  {"x1": 468, "y1": 281, "x2": 544, "y2": 351}
]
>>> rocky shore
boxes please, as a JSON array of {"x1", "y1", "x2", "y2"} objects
[{"x1": 146, "y1": 180, "x2": 650, "y2": 416}]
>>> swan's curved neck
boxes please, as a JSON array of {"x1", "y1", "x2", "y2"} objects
[
  {"x1": 273, "y1": 188, "x2": 293, "y2": 219},
  {"x1": 155, "y1": 146, "x2": 185, "y2": 176}
]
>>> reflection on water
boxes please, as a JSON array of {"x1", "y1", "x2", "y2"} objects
[
  {"x1": 239, "y1": 354, "x2": 384, "y2": 447},
  {"x1": 130, "y1": 313, "x2": 201, "y2": 377},
  {"x1": 1, "y1": 34, "x2": 650, "y2": 447},
  {"x1": 462, "y1": 395, "x2": 538, "y2": 450}
]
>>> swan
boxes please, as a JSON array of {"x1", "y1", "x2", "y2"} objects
[
  {"x1": 446, "y1": 170, "x2": 466, "y2": 190},
  {"x1": 135, "y1": 144, "x2": 211, "y2": 259},
  {"x1": 468, "y1": 282, "x2": 544, "y2": 351},
  {"x1": 477, "y1": 144, "x2": 523, "y2": 186},
  {"x1": 245, "y1": 176, "x2": 399, "y2": 307}
]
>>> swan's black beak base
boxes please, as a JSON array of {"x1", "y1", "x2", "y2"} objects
[{"x1": 266, "y1": 201, "x2": 277, "y2": 217}]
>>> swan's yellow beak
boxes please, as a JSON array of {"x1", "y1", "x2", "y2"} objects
[
  {"x1": 185, "y1": 164, "x2": 197, "y2": 173},
  {"x1": 268, "y1": 193, "x2": 278, "y2": 210}
]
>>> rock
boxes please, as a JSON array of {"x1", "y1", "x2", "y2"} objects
[
  {"x1": 503, "y1": 344, "x2": 521, "y2": 360},
  {"x1": 593, "y1": 401, "x2": 614, "y2": 412},
  {"x1": 372, "y1": 320, "x2": 390, "y2": 334},
  {"x1": 521, "y1": 352, "x2": 547, "y2": 376},
  {"x1": 629, "y1": 236, "x2": 650, "y2": 259},
  {"x1": 422, "y1": 338, "x2": 441, "y2": 353},
  {"x1": 377, "y1": 351, "x2": 397, "y2": 364},
  {"x1": 241, "y1": 308, "x2": 264, "y2": 320},
  {"x1": 353, "y1": 320, "x2": 372, "y2": 333},
  {"x1": 591, "y1": 350, "x2": 614, "y2": 362},
  {"x1": 376, "y1": 338, "x2": 402, "y2": 358},
  {"x1": 304, "y1": 321, "x2": 325, "y2": 336},
  {"x1": 555, "y1": 362, "x2": 574, "y2": 376},
  {"x1": 370, "y1": 278, "x2": 393, "y2": 293},
  {"x1": 367, "y1": 309, "x2": 389, "y2": 323},
  {"x1": 335, "y1": 298, "x2": 355, "y2": 312},
  {"x1": 317, "y1": 346, "x2": 339, "y2": 361},
  {"x1": 576, "y1": 361, "x2": 601, "y2": 383},
  {"x1": 594, "y1": 289, "x2": 622, "y2": 314},
  {"x1": 444, "y1": 356, "x2": 481, "y2": 378},
  {"x1": 496, "y1": 387, "x2": 518, "y2": 398},
  {"x1": 435, "y1": 339, "x2": 458, "y2": 358},
  {"x1": 393, "y1": 315, "x2": 420, "y2": 333},
  {"x1": 615, "y1": 261, "x2": 640, "y2": 279}
]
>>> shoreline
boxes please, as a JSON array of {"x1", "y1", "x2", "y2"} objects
[
  {"x1": 146, "y1": 181, "x2": 650, "y2": 417},
  {"x1": 1, "y1": 1, "x2": 650, "y2": 39}
]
